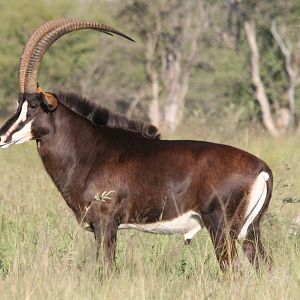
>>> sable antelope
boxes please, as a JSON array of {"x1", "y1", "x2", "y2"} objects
[{"x1": 0, "y1": 19, "x2": 273, "y2": 271}]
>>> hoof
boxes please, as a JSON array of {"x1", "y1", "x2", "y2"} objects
[{"x1": 184, "y1": 239, "x2": 191, "y2": 245}]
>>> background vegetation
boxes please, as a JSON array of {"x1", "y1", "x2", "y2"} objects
[
  {"x1": 0, "y1": 0, "x2": 300, "y2": 134},
  {"x1": 0, "y1": 0, "x2": 300, "y2": 299}
]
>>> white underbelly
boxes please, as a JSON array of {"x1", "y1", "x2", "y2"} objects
[{"x1": 118, "y1": 210, "x2": 203, "y2": 241}]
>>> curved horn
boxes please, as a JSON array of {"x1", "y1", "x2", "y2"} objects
[
  {"x1": 18, "y1": 18, "x2": 75, "y2": 93},
  {"x1": 24, "y1": 20, "x2": 135, "y2": 93}
]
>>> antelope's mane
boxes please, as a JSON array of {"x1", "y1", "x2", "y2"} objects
[{"x1": 57, "y1": 91, "x2": 160, "y2": 139}]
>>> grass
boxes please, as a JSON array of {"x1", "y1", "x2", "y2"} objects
[{"x1": 0, "y1": 128, "x2": 300, "y2": 299}]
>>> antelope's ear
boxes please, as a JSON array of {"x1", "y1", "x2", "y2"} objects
[{"x1": 40, "y1": 92, "x2": 58, "y2": 112}]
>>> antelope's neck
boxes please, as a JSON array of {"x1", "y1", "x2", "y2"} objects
[{"x1": 37, "y1": 106, "x2": 104, "y2": 218}]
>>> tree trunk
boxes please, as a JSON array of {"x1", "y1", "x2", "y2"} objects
[
  {"x1": 287, "y1": 78, "x2": 297, "y2": 130},
  {"x1": 271, "y1": 20, "x2": 298, "y2": 131},
  {"x1": 144, "y1": 1, "x2": 204, "y2": 131},
  {"x1": 244, "y1": 20, "x2": 279, "y2": 136},
  {"x1": 162, "y1": 2, "x2": 203, "y2": 131},
  {"x1": 163, "y1": 50, "x2": 188, "y2": 131},
  {"x1": 146, "y1": 32, "x2": 160, "y2": 127},
  {"x1": 148, "y1": 70, "x2": 160, "y2": 126}
]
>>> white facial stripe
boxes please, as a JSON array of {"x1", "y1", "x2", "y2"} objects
[
  {"x1": 1, "y1": 101, "x2": 29, "y2": 141},
  {"x1": 11, "y1": 121, "x2": 33, "y2": 144}
]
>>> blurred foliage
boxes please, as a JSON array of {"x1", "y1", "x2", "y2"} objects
[
  {"x1": 0, "y1": 0, "x2": 112, "y2": 110},
  {"x1": 0, "y1": 0, "x2": 299, "y2": 130}
]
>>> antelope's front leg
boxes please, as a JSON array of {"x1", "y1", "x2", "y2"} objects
[{"x1": 93, "y1": 219, "x2": 118, "y2": 271}]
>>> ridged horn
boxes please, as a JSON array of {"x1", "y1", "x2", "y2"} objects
[
  {"x1": 24, "y1": 20, "x2": 135, "y2": 93},
  {"x1": 18, "y1": 18, "x2": 75, "y2": 93}
]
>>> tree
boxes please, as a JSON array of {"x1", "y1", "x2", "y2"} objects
[
  {"x1": 229, "y1": 0, "x2": 300, "y2": 135},
  {"x1": 0, "y1": 0, "x2": 111, "y2": 112},
  {"x1": 244, "y1": 19, "x2": 279, "y2": 136},
  {"x1": 1, "y1": 0, "x2": 299, "y2": 135},
  {"x1": 119, "y1": 1, "x2": 207, "y2": 131},
  {"x1": 270, "y1": 18, "x2": 300, "y2": 131}
]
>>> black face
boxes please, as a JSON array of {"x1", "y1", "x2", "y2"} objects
[{"x1": 0, "y1": 93, "x2": 56, "y2": 148}]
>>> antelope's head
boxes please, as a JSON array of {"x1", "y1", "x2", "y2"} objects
[{"x1": 0, "y1": 18, "x2": 133, "y2": 149}]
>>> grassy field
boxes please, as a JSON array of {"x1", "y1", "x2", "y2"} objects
[{"x1": 0, "y1": 128, "x2": 299, "y2": 299}]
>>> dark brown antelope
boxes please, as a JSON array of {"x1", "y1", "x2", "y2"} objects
[{"x1": 0, "y1": 19, "x2": 273, "y2": 272}]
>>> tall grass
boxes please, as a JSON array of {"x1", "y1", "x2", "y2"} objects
[{"x1": 0, "y1": 130, "x2": 299, "y2": 299}]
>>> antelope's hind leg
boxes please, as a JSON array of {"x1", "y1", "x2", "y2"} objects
[
  {"x1": 214, "y1": 229, "x2": 238, "y2": 272},
  {"x1": 241, "y1": 221, "x2": 272, "y2": 271},
  {"x1": 238, "y1": 171, "x2": 273, "y2": 271},
  {"x1": 202, "y1": 210, "x2": 238, "y2": 272}
]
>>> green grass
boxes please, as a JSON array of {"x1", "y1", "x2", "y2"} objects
[{"x1": 0, "y1": 130, "x2": 300, "y2": 299}]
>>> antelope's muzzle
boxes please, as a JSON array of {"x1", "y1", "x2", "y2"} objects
[{"x1": 0, "y1": 101, "x2": 33, "y2": 148}]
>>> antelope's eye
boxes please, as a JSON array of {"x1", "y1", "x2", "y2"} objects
[{"x1": 28, "y1": 103, "x2": 38, "y2": 110}]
